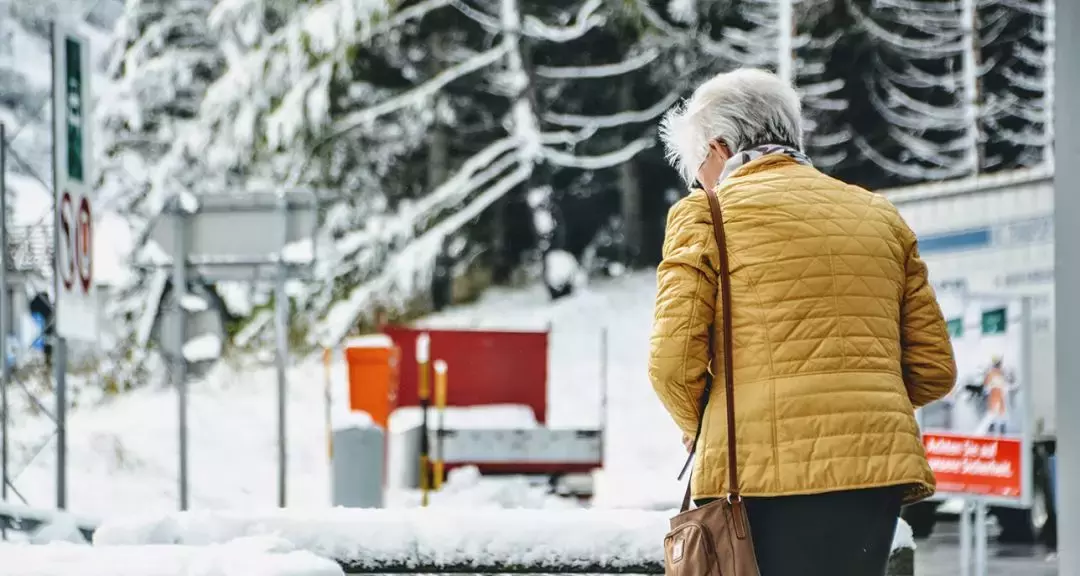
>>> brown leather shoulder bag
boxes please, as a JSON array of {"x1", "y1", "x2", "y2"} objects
[{"x1": 663, "y1": 186, "x2": 761, "y2": 576}]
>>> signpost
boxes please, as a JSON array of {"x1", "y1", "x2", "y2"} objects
[
  {"x1": 917, "y1": 294, "x2": 1034, "y2": 576},
  {"x1": 52, "y1": 24, "x2": 96, "y2": 342},
  {"x1": 148, "y1": 191, "x2": 318, "y2": 510},
  {"x1": 50, "y1": 21, "x2": 95, "y2": 510}
]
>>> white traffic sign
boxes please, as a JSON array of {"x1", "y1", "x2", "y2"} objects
[{"x1": 52, "y1": 23, "x2": 97, "y2": 342}]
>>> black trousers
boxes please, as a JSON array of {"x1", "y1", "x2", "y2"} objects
[{"x1": 697, "y1": 486, "x2": 903, "y2": 576}]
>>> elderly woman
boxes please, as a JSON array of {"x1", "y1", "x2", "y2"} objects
[{"x1": 649, "y1": 68, "x2": 956, "y2": 576}]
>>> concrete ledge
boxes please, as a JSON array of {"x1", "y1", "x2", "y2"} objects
[{"x1": 93, "y1": 508, "x2": 916, "y2": 576}]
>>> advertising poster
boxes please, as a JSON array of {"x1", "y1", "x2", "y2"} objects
[{"x1": 917, "y1": 295, "x2": 1030, "y2": 504}]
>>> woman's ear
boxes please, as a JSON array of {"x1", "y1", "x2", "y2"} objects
[{"x1": 709, "y1": 139, "x2": 730, "y2": 160}]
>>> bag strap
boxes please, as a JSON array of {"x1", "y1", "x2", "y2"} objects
[{"x1": 678, "y1": 186, "x2": 739, "y2": 512}]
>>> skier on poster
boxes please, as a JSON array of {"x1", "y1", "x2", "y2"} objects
[{"x1": 980, "y1": 354, "x2": 1018, "y2": 435}]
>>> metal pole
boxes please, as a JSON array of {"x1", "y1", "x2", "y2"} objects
[
  {"x1": 959, "y1": 500, "x2": 973, "y2": 576},
  {"x1": 433, "y1": 359, "x2": 447, "y2": 490},
  {"x1": 416, "y1": 333, "x2": 430, "y2": 507},
  {"x1": 49, "y1": 23, "x2": 67, "y2": 510},
  {"x1": 172, "y1": 204, "x2": 189, "y2": 511},
  {"x1": 598, "y1": 326, "x2": 608, "y2": 463},
  {"x1": 324, "y1": 347, "x2": 333, "y2": 463},
  {"x1": 274, "y1": 196, "x2": 289, "y2": 508},
  {"x1": 974, "y1": 501, "x2": 988, "y2": 576},
  {"x1": 1054, "y1": 0, "x2": 1079, "y2": 573},
  {"x1": 0, "y1": 123, "x2": 9, "y2": 513}
]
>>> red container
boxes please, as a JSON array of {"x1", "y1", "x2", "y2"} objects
[{"x1": 381, "y1": 326, "x2": 549, "y2": 424}]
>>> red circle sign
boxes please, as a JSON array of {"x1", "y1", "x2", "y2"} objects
[
  {"x1": 59, "y1": 192, "x2": 75, "y2": 291},
  {"x1": 77, "y1": 196, "x2": 92, "y2": 293}
]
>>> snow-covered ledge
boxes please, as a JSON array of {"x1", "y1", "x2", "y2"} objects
[
  {"x1": 92, "y1": 508, "x2": 916, "y2": 575},
  {"x1": 0, "y1": 540, "x2": 343, "y2": 576}
]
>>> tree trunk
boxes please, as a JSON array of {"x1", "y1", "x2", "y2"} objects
[{"x1": 618, "y1": 76, "x2": 642, "y2": 266}]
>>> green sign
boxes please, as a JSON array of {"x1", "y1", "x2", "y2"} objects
[
  {"x1": 946, "y1": 318, "x2": 963, "y2": 338},
  {"x1": 65, "y1": 36, "x2": 84, "y2": 183},
  {"x1": 981, "y1": 307, "x2": 1007, "y2": 335}
]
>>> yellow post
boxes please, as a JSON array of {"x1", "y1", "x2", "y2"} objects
[
  {"x1": 416, "y1": 333, "x2": 431, "y2": 507},
  {"x1": 433, "y1": 360, "x2": 448, "y2": 490},
  {"x1": 323, "y1": 348, "x2": 333, "y2": 460}
]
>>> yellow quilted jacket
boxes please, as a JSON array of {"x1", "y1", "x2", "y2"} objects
[{"x1": 649, "y1": 154, "x2": 956, "y2": 504}]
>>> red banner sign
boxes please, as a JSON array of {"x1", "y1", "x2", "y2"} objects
[{"x1": 923, "y1": 433, "x2": 1023, "y2": 499}]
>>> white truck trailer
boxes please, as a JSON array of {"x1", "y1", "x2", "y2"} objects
[{"x1": 881, "y1": 166, "x2": 1057, "y2": 545}]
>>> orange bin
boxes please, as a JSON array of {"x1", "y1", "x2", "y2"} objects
[{"x1": 345, "y1": 336, "x2": 400, "y2": 430}]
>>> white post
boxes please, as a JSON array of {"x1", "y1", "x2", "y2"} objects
[
  {"x1": 1054, "y1": 0, "x2": 1079, "y2": 573},
  {"x1": 0, "y1": 123, "x2": 8, "y2": 513},
  {"x1": 1043, "y1": 0, "x2": 1055, "y2": 168}
]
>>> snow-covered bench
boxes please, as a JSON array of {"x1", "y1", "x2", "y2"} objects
[{"x1": 91, "y1": 508, "x2": 916, "y2": 575}]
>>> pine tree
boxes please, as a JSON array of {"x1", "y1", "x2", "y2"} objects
[
  {"x1": 845, "y1": 0, "x2": 972, "y2": 189},
  {"x1": 796, "y1": 0, "x2": 857, "y2": 175},
  {"x1": 977, "y1": 0, "x2": 1051, "y2": 171}
]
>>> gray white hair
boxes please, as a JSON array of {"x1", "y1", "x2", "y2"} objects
[{"x1": 659, "y1": 68, "x2": 804, "y2": 184}]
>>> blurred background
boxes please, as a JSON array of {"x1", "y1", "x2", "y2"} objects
[{"x1": 0, "y1": 0, "x2": 1061, "y2": 573}]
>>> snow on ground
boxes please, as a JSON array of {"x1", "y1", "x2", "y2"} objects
[
  {"x1": 6, "y1": 272, "x2": 675, "y2": 517},
  {"x1": 9, "y1": 357, "x2": 344, "y2": 518}
]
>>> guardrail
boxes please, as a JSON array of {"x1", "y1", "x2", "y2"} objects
[{"x1": 91, "y1": 508, "x2": 915, "y2": 576}]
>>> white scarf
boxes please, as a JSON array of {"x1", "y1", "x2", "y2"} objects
[{"x1": 715, "y1": 144, "x2": 814, "y2": 186}]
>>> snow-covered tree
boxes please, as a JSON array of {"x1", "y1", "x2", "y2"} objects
[
  {"x1": 977, "y1": 0, "x2": 1052, "y2": 171},
  {"x1": 95, "y1": 0, "x2": 225, "y2": 385},
  {"x1": 794, "y1": 0, "x2": 855, "y2": 174},
  {"x1": 843, "y1": 0, "x2": 973, "y2": 188},
  {"x1": 175, "y1": 0, "x2": 679, "y2": 344},
  {"x1": 98, "y1": 0, "x2": 225, "y2": 215}
]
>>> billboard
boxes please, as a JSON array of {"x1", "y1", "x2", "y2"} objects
[{"x1": 917, "y1": 295, "x2": 1033, "y2": 505}]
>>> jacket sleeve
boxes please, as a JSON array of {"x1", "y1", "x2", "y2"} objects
[
  {"x1": 899, "y1": 225, "x2": 958, "y2": 408},
  {"x1": 649, "y1": 192, "x2": 719, "y2": 439}
]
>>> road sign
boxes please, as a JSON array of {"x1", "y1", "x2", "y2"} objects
[
  {"x1": 917, "y1": 295, "x2": 1034, "y2": 507},
  {"x1": 52, "y1": 23, "x2": 96, "y2": 343},
  {"x1": 924, "y1": 433, "x2": 1024, "y2": 499}
]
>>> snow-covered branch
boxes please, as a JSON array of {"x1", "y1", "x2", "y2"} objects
[
  {"x1": 535, "y1": 49, "x2": 659, "y2": 79},
  {"x1": 853, "y1": 134, "x2": 968, "y2": 181},
  {"x1": 543, "y1": 137, "x2": 654, "y2": 170},
  {"x1": 847, "y1": 0, "x2": 964, "y2": 58},
  {"x1": 522, "y1": 0, "x2": 605, "y2": 42},
  {"x1": 544, "y1": 93, "x2": 678, "y2": 129},
  {"x1": 329, "y1": 44, "x2": 511, "y2": 136},
  {"x1": 317, "y1": 162, "x2": 533, "y2": 345}
]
